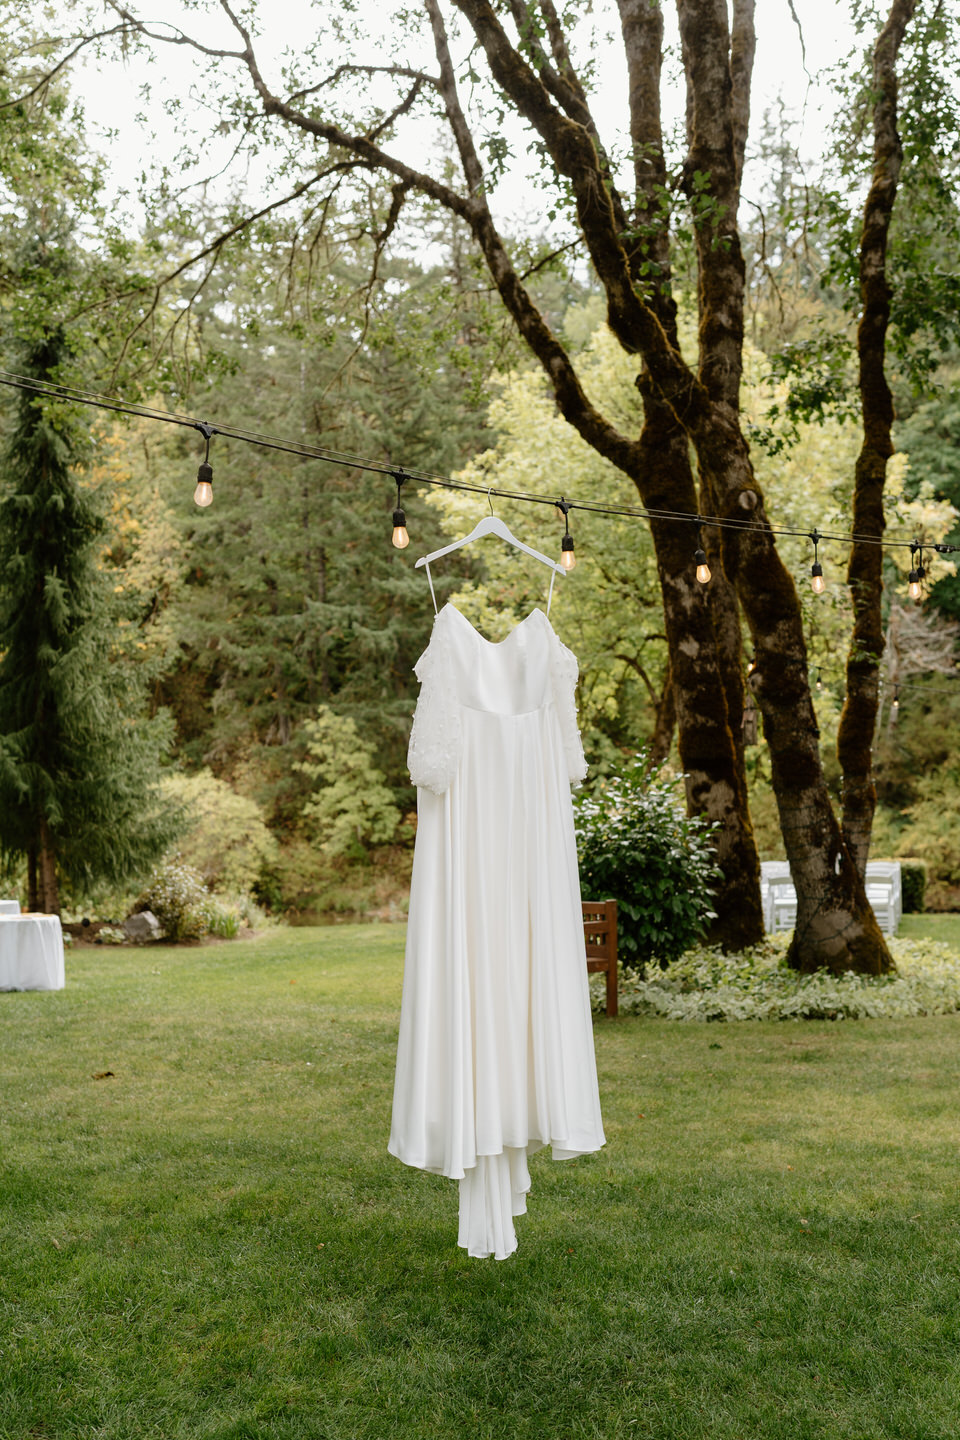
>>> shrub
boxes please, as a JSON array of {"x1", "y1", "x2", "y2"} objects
[
  {"x1": 900, "y1": 858, "x2": 927, "y2": 913},
  {"x1": 160, "y1": 771, "x2": 278, "y2": 894},
  {"x1": 574, "y1": 753, "x2": 721, "y2": 971},
  {"x1": 896, "y1": 764, "x2": 960, "y2": 906},
  {"x1": 138, "y1": 858, "x2": 210, "y2": 942}
]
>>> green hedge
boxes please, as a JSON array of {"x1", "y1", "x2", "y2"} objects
[{"x1": 899, "y1": 858, "x2": 927, "y2": 914}]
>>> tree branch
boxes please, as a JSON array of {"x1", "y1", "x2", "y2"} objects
[
  {"x1": 287, "y1": 63, "x2": 440, "y2": 106},
  {"x1": 0, "y1": 27, "x2": 132, "y2": 110},
  {"x1": 103, "y1": 2, "x2": 246, "y2": 61}
]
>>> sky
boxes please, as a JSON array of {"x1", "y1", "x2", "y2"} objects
[{"x1": 65, "y1": 0, "x2": 861, "y2": 238}]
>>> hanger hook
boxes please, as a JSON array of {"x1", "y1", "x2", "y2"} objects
[{"x1": 486, "y1": 487, "x2": 495, "y2": 516}]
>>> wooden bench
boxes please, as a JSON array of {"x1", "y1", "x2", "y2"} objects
[{"x1": 582, "y1": 899, "x2": 618, "y2": 1017}]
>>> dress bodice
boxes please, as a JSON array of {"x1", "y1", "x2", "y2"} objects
[
  {"x1": 446, "y1": 606, "x2": 552, "y2": 716},
  {"x1": 407, "y1": 604, "x2": 587, "y2": 796}
]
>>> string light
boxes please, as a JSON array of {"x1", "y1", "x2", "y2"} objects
[
  {"x1": 694, "y1": 525, "x2": 711, "y2": 584},
  {"x1": 809, "y1": 529, "x2": 824, "y2": 594},
  {"x1": 557, "y1": 497, "x2": 576, "y2": 571},
  {"x1": 391, "y1": 470, "x2": 410, "y2": 549},
  {"x1": 193, "y1": 422, "x2": 215, "y2": 507},
  {"x1": 891, "y1": 684, "x2": 900, "y2": 721},
  {"x1": 815, "y1": 669, "x2": 823, "y2": 693},
  {"x1": 1, "y1": 371, "x2": 958, "y2": 569},
  {"x1": 907, "y1": 541, "x2": 924, "y2": 601}
]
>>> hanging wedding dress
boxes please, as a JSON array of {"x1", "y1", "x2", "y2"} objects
[{"x1": 389, "y1": 600, "x2": 605, "y2": 1260}]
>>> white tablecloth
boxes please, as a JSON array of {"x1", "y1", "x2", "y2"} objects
[
  {"x1": 0, "y1": 900, "x2": 21, "y2": 915},
  {"x1": 0, "y1": 915, "x2": 65, "y2": 991}
]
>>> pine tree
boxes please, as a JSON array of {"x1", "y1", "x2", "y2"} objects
[{"x1": 0, "y1": 328, "x2": 180, "y2": 913}]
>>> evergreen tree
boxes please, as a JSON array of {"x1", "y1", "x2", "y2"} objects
[{"x1": 0, "y1": 327, "x2": 180, "y2": 913}]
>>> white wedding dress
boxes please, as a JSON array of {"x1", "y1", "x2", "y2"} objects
[{"x1": 389, "y1": 601, "x2": 605, "y2": 1260}]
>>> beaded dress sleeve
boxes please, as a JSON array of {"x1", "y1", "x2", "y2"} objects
[
  {"x1": 548, "y1": 627, "x2": 588, "y2": 787},
  {"x1": 407, "y1": 614, "x2": 462, "y2": 795}
]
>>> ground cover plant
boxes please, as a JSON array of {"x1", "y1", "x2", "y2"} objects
[
  {"x1": 596, "y1": 932, "x2": 960, "y2": 1021},
  {"x1": 2, "y1": 927, "x2": 960, "y2": 1439}
]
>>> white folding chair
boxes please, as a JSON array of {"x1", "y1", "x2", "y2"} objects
[
  {"x1": 864, "y1": 861, "x2": 901, "y2": 934},
  {"x1": 760, "y1": 862, "x2": 792, "y2": 933}
]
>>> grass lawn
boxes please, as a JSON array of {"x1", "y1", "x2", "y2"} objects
[
  {"x1": 900, "y1": 911, "x2": 960, "y2": 946},
  {"x1": 2, "y1": 925, "x2": 960, "y2": 1440}
]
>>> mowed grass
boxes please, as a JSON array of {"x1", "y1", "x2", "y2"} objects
[
  {"x1": 900, "y1": 911, "x2": 960, "y2": 947},
  {"x1": 2, "y1": 926, "x2": 960, "y2": 1440}
]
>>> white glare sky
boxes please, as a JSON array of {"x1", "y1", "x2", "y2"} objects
[{"x1": 67, "y1": 0, "x2": 859, "y2": 235}]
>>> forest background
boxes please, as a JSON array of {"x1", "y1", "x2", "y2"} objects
[{"x1": 1, "y1": 0, "x2": 960, "y2": 927}]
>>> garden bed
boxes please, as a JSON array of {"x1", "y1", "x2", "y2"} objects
[{"x1": 592, "y1": 936, "x2": 960, "y2": 1021}]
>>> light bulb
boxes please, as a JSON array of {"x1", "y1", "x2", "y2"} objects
[
  {"x1": 694, "y1": 547, "x2": 711, "y2": 584},
  {"x1": 561, "y1": 534, "x2": 576, "y2": 570},
  {"x1": 907, "y1": 569, "x2": 921, "y2": 600},
  {"x1": 810, "y1": 562, "x2": 825, "y2": 594},
  {"x1": 194, "y1": 459, "x2": 213, "y2": 507},
  {"x1": 392, "y1": 508, "x2": 409, "y2": 549}
]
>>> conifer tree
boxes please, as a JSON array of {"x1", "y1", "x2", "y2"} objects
[{"x1": 0, "y1": 326, "x2": 180, "y2": 913}]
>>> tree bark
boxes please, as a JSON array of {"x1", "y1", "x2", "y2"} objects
[
  {"x1": 648, "y1": 659, "x2": 675, "y2": 767},
  {"x1": 38, "y1": 816, "x2": 59, "y2": 916},
  {"x1": 27, "y1": 844, "x2": 39, "y2": 912},
  {"x1": 838, "y1": 0, "x2": 917, "y2": 876}
]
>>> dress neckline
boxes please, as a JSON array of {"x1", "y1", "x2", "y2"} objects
[{"x1": 442, "y1": 603, "x2": 547, "y2": 646}]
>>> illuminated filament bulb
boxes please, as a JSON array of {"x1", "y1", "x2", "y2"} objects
[
  {"x1": 391, "y1": 471, "x2": 409, "y2": 548},
  {"x1": 695, "y1": 547, "x2": 711, "y2": 584},
  {"x1": 557, "y1": 497, "x2": 576, "y2": 570},
  {"x1": 908, "y1": 542, "x2": 924, "y2": 600},
  {"x1": 194, "y1": 461, "x2": 213, "y2": 508},
  {"x1": 809, "y1": 529, "x2": 824, "y2": 594},
  {"x1": 891, "y1": 685, "x2": 900, "y2": 721}
]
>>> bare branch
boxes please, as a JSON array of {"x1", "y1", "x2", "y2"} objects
[
  {"x1": 516, "y1": 237, "x2": 580, "y2": 281},
  {"x1": 103, "y1": 2, "x2": 246, "y2": 61},
  {"x1": 287, "y1": 63, "x2": 440, "y2": 106},
  {"x1": 367, "y1": 77, "x2": 427, "y2": 143},
  {"x1": 784, "y1": 0, "x2": 811, "y2": 81},
  {"x1": 0, "y1": 26, "x2": 132, "y2": 110}
]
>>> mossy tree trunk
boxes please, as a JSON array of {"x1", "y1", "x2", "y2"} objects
[
  {"x1": 617, "y1": 0, "x2": 762, "y2": 948},
  {"x1": 838, "y1": 0, "x2": 918, "y2": 877}
]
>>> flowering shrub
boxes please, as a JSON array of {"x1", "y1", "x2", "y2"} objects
[
  {"x1": 575, "y1": 753, "x2": 721, "y2": 971},
  {"x1": 139, "y1": 858, "x2": 210, "y2": 942},
  {"x1": 590, "y1": 936, "x2": 960, "y2": 1021}
]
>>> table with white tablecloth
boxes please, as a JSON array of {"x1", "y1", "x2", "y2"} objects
[
  {"x1": 0, "y1": 899, "x2": 21, "y2": 916},
  {"x1": 0, "y1": 914, "x2": 65, "y2": 991}
]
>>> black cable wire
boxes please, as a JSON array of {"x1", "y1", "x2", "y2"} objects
[
  {"x1": 6, "y1": 371, "x2": 960, "y2": 706},
  {"x1": 2, "y1": 369, "x2": 957, "y2": 557}
]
